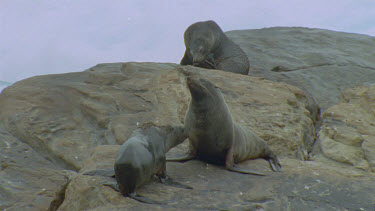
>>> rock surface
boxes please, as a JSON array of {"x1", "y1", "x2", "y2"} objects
[
  {"x1": 227, "y1": 27, "x2": 375, "y2": 112},
  {"x1": 316, "y1": 85, "x2": 375, "y2": 172},
  {"x1": 1, "y1": 27, "x2": 375, "y2": 210},
  {"x1": 0, "y1": 128, "x2": 72, "y2": 210}
]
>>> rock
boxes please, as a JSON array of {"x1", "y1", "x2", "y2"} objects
[
  {"x1": 227, "y1": 27, "x2": 375, "y2": 112},
  {"x1": 0, "y1": 62, "x2": 314, "y2": 167},
  {"x1": 62, "y1": 147, "x2": 375, "y2": 210},
  {"x1": 317, "y1": 85, "x2": 375, "y2": 172},
  {"x1": 79, "y1": 145, "x2": 119, "y2": 174},
  {"x1": 0, "y1": 128, "x2": 70, "y2": 210},
  {"x1": 0, "y1": 62, "x2": 315, "y2": 209},
  {"x1": 1, "y1": 27, "x2": 375, "y2": 209},
  {"x1": 0, "y1": 63, "x2": 187, "y2": 171}
]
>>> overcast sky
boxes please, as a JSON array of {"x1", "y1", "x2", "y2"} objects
[{"x1": 1, "y1": 0, "x2": 375, "y2": 83}]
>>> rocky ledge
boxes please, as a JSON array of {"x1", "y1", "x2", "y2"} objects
[{"x1": 1, "y1": 27, "x2": 374, "y2": 210}]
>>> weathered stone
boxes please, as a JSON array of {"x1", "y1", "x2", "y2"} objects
[
  {"x1": 319, "y1": 132, "x2": 366, "y2": 168},
  {"x1": 362, "y1": 136, "x2": 375, "y2": 171},
  {"x1": 79, "y1": 145, "x2": 119, "y2": 174},
  {"x1": 1, "y1": 27, "x2": 375, "y2": 210},
  {"x1": 0, "y1": 62, "x2": 315, "y2": 210},
  {"x1": 317, "y1": 85, "x2": 375, "y2": 172},
  {"x1": 0, "y1": 128, "x2": 69, "y2": 210},
  {"x1": 227, "y1": 27, "x2": 375, "y2": 112},
  {"x1": 62, "y1": 146, "x2": 375, "y2": 210},
  {"x1": 0, "y1": 63, "x2": 314, "y2": 168}
]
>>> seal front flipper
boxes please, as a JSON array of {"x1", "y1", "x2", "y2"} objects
[
  {"x1": 159, "y1": 175, "x2": 193, "y2": 189},
  {"x1": 103, "y1": 181, "x2": 165, "y2": 204},
  {"x1": 166, "y1": 153, "x2": 196, "y2": 162},
  {"x1": 205, "y1": 53, "x2": 217, "y2": 69},
  {"x1": 128, "y1": 192, "x2": 165, "y2": 205}
]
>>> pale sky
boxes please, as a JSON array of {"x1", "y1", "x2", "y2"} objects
[{"x1": 1, "y1": 0, "x2": 375, "y2": 83}]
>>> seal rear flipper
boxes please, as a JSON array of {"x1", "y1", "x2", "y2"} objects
[
  {"x1": 82, "y1": 169, "x2": 115, "y2": 177},
  {"x1": 225, "y1": 146, "x2": 265, "y2": 176},
  {"x1": 166, "y1": 153, "x2": 196, "y2": 162},
  {"x1": 128, "y1": 192, "x2": 165, "y2": 205},
  {"x1": 268, "y1": 156, "x2": 282, "y2": 172},
  {"x1": 102, "y1": 182, "x2": 120, "y2": 192},
  {"x1": 227, "y1": 165, "x2": 266, "y2": 176},
  {"x1": 159, "y1": 176, "x2": 193, "y2": 189}
]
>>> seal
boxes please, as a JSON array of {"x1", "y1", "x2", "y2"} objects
[
  {"x1": 84, "y1": 123, "x2": 192, "y2": 204},
  {"x1": 180, "y1": 20, "x2": 250, "y2": 75},
  {"x1": 168, "y1": 77, "x2": 281, "y2": 175}
]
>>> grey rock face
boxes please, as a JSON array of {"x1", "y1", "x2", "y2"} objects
[{"x1": 227, "y1": 27, "x2": 375, "y2": 111}]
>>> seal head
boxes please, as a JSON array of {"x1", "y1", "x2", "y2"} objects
[{"x1": 181, "y1": 20, "x2": 250, "y2": 74}]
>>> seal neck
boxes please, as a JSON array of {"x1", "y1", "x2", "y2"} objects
[{"x1": 165, "y1": 126, "x2": 187, "y2": 151}]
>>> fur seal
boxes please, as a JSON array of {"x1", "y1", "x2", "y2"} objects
[
  {"x1": 168, "y1": 77, "x2": 281, "y2": 175},
  {"x1": 84, "y1": 123, "x2": 192, "y2": 204},
  {"x1": 180, "y1": 20, "x2": 250, "y2": 75}
]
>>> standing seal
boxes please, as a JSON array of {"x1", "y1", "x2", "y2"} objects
[
  {"x1": 180, "y1": 20, "x2": 250, "y2": 75},
  {"x1": 84, "y1": 123, "x2": 192, "y2": 204},
  {"x1": 168, "y1": 77, "x2": 281, "y2": 175}
]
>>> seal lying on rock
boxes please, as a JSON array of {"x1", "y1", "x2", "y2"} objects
[
  {"x1": 180, "y1": 20, "x2": 250, "y2": 75},
  {"x1": 84, "y1": 123, "x2": 192, "y2": 204},
  {"x1": 168, "y1": 77, "x2": 281, "y2": 175}
]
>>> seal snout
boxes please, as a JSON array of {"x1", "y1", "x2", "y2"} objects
[
  {"x1": 186, "y1": 77, "x2": 201, "y2": 90},
  {"x1": 186, "y1": 76, "x2": 205, "y2": 98},
  {"x1": 186, "y1": 76, "x2": 194, "y2": 87}
]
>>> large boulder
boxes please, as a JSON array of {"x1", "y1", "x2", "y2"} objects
[
  {"x1": 227, "y1": 27, "x2": 375, "y2": 112},
  {"x1": 0, "y1": 62, "x2": 314, "y2": 170},
  {"x1": 1, "y1": 27, "x2": 375, "y2": 210},
  {"x1": 0, "y1": 62, "x2": 315, "y2": 210}
]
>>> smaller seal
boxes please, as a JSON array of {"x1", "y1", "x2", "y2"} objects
[
  {"x1": 84, "y1": 123, "x2": 192, "y2": 204},
  {"x1": 180, "y1": 20, "x2": 250, "y2": 75},
  {"x1": 168, "y1": 77, "x2": 281, "y2": 175}
]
